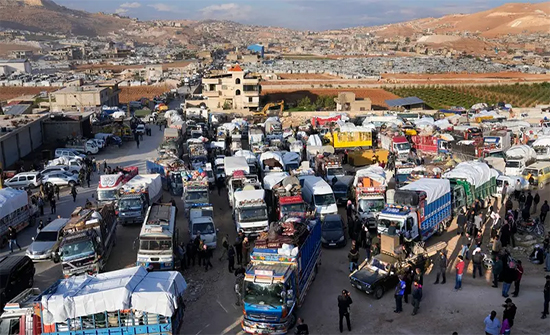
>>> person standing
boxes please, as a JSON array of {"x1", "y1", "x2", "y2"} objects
[
  {"x1": 337, "y1": 290, "x2": 353, "y2": 333},
  {"x1": 235, "y1": 232, "x2": 244, "y2": 265},
  {"x1": 186, "y1": 241, "x2": 196, "y2": 267},
  {"x1": 71, "y1": 185, "x2": 77, "y2": 202},
  {"x1": 295, "y1": 317, "x2": 309, "y2": 335},
  {"x1": 347, "y1": 246, "x2": 359, "y2": 272},
  {"x1": 413, "y1": 267, "x2": 423, "y2": 286},
  {"x1": 533, "y1": 192, "x2": 541, "y2": 214},
  {"x1": 492, "y1": 255, "x2": 503, "y2": 288},
  {"x1": 472, "y1": 247, "x2": 484, "y2": 279},
  {"x1": 7, "y1": 226, "x2": 21, "y2": 253},
  {"x1": 500, "y1": 221, "x2": 511, "y2": 248},
  {"x1": 502, "y1": 298, "x2": 517, "y2": 328},
  {"x1": 394, "y1": 276, "x2": 406, "y2": 313},
  {"x1": 50, "y1": 197, "x2": 56, "y2": 214},
  {"x1": 346, "y1": 200, "x2": 354, "y2": 228},
  {"x1": 235, "y1": 270, "x2": 245, "y2": 306},
  {"x1": 541, "y1": 200, "x2": 550, "y2": 223},
  {"x1": 484, "y1": 311, "x2": 501, "y2": 335},
  {"x1": 54, "y1": 184, "x2": 60, "y2": 200},
  {"x1": 227, "y1": 245, "x2": 235, "y2": 273},
  {"x1": 37, "y1": 196, "x2": 44, "y2": 216},
  {"x1": 460, "y1": 233, "x2": 471, "y2": 260},
  {"x1": 203, "y1": 245, "x2": 213, "y2": 271},
  {"x1": 364, "y1": 229, "x2": 372, "y2": 260},
  {"x1": 434, "y1": 250, "x2": 447, "y2": 284},
  {"x1": 411, "y1": 281, "x2": 422, "y2": 316},
  {"x1": 242, "y1": 237, "x2": 251, "y2": 265},
  {"x1": 457, "y1": 209, "x2": 467, "y2": 236},
  {"x1": 542, "y1": 275, "x2": 550, "y2": 319},
  {"x1": 455, "y1": 255, "x2": 465, "y2": 290},
  {"x1": 501, "y1": 182, "x2": 508, "y2": 205},
  {"x1": 474, "y1": 213, "x2": 483, "y2": 237},
  {"x1": 216, "y1": 177, "x2": 224, "y2": 196},
  {"x1": 403, "y1": 268, "x2": 412, "y2": 303},
  {"x1": 512, "y1": 260, "x2": 523, "y2": 297},
  {"x1": 219, "y1": 234, "x2": 229, "y2": 261},
  {"x1": 525, "y1": 191, "x2": 533, "y2": 213},
  {"x1": 501, "y1": 265, "x2": 516, "y2": 298}
]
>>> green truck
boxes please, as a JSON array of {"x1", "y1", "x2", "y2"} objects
[{"x1": 442, "y1": 161, "x2": 497, "y2": 214}]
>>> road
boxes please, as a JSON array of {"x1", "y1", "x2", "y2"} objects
[{"x1": 5, "y1": 98, "x2": 549, "y2": 334}]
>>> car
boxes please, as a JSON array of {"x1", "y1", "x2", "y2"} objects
[
  {"x1": 42, "y1": 172, "x2": 79, "y2": 187},
  {"x1": 54, "y1": 148, "x2": 85, "y2": 160},
  {"x1": 89, "y1": 138, "x2": 105, "y2": 149},
  {"x1": 189, "y1": 216, "x2": 218, "y2": 249},
  {"x1": 136, "y1": 124, "x2": 146, "y2": 135},
  {"x1": 4, "y1": 172, "x2": 42, "y2": 189},
  {"x1": 26, "y1": 218, "x2": 69, "y2": 261},
  {"x1": 320, "y1": 214, "x2": 346, "y2": 248},
  {"x1": 497, "y1": 175, "x2": 529, "y2": 195},
  {"x1": 0, "y1": 255, "x2": 35, "y2": 309},
  {"x1": 41, "y1": 165, "x2": 71, "y2": 176}
]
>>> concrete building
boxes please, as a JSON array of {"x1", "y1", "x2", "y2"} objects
[
  {"x1": 202, "y1": 65, "x2": 261, "y2": 110},
  {"x1": 49, "y1": 82, "x2": 121, "y2": 111},
  {"x1": 0, "y1": 59, "x2": 32, "y2": 75},
  {"x1": 0, "y1": 114, "x2": 46, "y2": 169},
  {"x1": 334, "y1": 92, "x2": 372, "y2": 111},
  {"x1": 42, "y1": 112, "x2": 93, "y2": 144},
  {"x1": 10, "y1": 50, "x2": 33, "y2": 59}
]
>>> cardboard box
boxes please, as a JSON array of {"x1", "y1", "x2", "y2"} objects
[{"x1": 381, "y1": 234, "x2": 400, "y2": 256}]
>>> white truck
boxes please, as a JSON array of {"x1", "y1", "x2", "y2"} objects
[
  {"x1": 504, "y1": 145, "x2": 536, "y2": 176},
  {"x1": 533, "y1": 136, "x2": 550, "y2": 161},
  {"x1": 66, "y1": 139, "x2": 99, "y2": 155},
  {"x1": 233, "y1": 189, "x2": 269, "y2": 236},
  {"x1": 117, "y1": 174, "x2": 163, "y2": 225},
  {"x1": 380, "y1": 134, "x2": 411, "y2": 161},
  {"x1": 354, "y1": 166, "x2": 387, "y2": 228},
  {"x1": 301, "y1": 176, "x2": 338, "y2": 219},
  {"x1": 224, "y1": 156, "x2": 250, "y2": 177}
]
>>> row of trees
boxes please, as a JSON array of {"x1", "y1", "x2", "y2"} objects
[{"x1": 296, "y1": 95, "x2": 336, "y2": 111}]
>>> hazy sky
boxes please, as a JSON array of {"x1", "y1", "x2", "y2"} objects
[{"x1": 56, "y1": 0, "x2": 549, "y2": 30}]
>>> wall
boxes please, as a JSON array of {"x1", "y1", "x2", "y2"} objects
[
  {"x1": 42, "y1": 120, "x2": 84, "y2": 143},
  {"x1": 0, "y1": 116, "x2": 45, "y2": 168}
]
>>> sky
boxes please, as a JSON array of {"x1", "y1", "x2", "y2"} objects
[{"x1": 56, "y1": 0, "x2": 549, "y2": 30}]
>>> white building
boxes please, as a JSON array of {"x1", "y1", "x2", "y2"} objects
[{"x1": 0, "y1": 59, "x2": 32, "y2": 75}]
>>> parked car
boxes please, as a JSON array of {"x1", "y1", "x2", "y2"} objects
[
  {"x1": 42, "y1": 172, "x2": 78, "y2": 187},
  {"x1": 0, "y1": 256, "x2": 35, "y2": 309},
  {"x1": 136, "y1": 124, "x2": 146, "y2": 135},
  {"x1": 41, "y1": 165, "x2": 71, "y2": 176},
  {"x1": 4, "y1": 172, "x2": 42, "y2": 189},
  {"x1": 54, "y1": 148, "x2": 85, "y2": 160},
  {"x1": 320, "y1": 214, "x2": 346, "y2": 248},
  {"x1": 26, "y1": 218, "x2": 68, "y2": 261},
  {"x1": 89, "y1": 138, "x2": 105, "y2": 149}
]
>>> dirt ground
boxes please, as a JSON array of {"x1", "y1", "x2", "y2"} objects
[
  {"x1": 0, "y1": 43, "x2": 39, "y2": 57},
  {"x1": 0, "y1": 86, "x2": 57, "y2": 101},
  {"x1": 119, "y1": 86, "x2": 173, "y2": 104},
  {"x1": 276, "y1": 73, "x2": 340, "y2": 80}
]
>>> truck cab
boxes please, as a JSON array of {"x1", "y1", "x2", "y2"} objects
[
  {"x1": 234, "y1": 190, "x2": 269, "y2": 235},
  {"x1": 182, "y1": 179, "x2": 209, "y2": 213},
  {"x1": 301, "y1": 176, "x2": 337, "y2": 220},
  {"x1": 189, "y1": 216, "x2": 217, "y2": 249}
]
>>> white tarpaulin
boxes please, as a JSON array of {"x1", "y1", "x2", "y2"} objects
[
  {"x1": 234, "y1": 150, "x2": 257, "y2": 164},
  {"x1": 353, "y1": 165, "x2": 386, "y2": 186},
  {"x1": 41, "y1": 267, "x2": 187, "y2": 324},
  {"x1": 443, "y1": 161, "x2": 492, "y2": 187},
  {"x1": 434, "y1": 119, "x2": 452, "y2": 130},
  {"x1": 505, "y1": 145, "x2": 536, "y2": 160},
  {"x1": 532, "y1": 136, "x2": 550, "y2": 147},
  {"x1": 259, "y1": 151, "x2": 285, "y2": 170},
  {"x1": 0, "y1": 188, "x2": 28, "y2": 220},
  {"x1": 401, "y1": 178, "x2": 450, "y2": 204},
  {"x1": 307, "y1": 134, "x2": 323, "y2": 147},
  {"x1": 263, "y1": 172, "x2": 290, "y2": 190}
]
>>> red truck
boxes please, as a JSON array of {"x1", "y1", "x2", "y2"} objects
[{"x1": 269, "y1": 176, "x2": 307, "y2": 220}]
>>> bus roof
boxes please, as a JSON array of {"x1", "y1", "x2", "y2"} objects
[{"x1": 140, "y1": 203, "x2": 176, "y2": 237}]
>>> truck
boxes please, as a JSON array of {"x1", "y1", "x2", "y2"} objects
[
  {"x1": 182, "y1": 174, "x2": 209, "y2": 214},
  {"x1": 442, "y1": 161, "x2": 497, "y2": 213},
  {"x1": 354, "y1": 166, "x2": 387, "y2": 229},
  {"x1": 532, "y1": 136, "x2": 550, "y2": 161},
  {"x1": 394, "y1": 163, "x2": 416, "y2": 187},
  {"x1": 266, "y1": 175, "x2": 306, "y2": 221},
  {"x1": 96, "y1": 166, "x2": 139, "y2": 204},
  {"x1": 158, "y1": 138, "x2": 184, "y2": 158},
  {"x1": 117, "y1": 174, "x2": 163, "y2": 225},
  {"x1": 504, "y1": 145, "x2": 537, "y2": 176},
  {"x1": 4, "y1": 267, "x2": 187, "y2": 335},
  {"x1": 380, "y1": 134, "x2": 411, "y2": 161},
  {"x1": 228, "y1": 171, "x2": 261, "y2": 209},
  {"x1": 224, "y1": 156, "x2": 250, "y2": 177},
  {"x1": 188, "y1": 140, "x2": 208, "y2": 170},
  {"x1": 234, "y1": 189, "x2": 269, "y2": 235},
  {"x1": 314, "y1": 154, "x2": 345, "y2": 182},
  {"x1": 65, "y1": 139, "x2": 99, "y2": 155},
  {"x1": 0, "y1": 188, "x2": 37, "y2": 249},
  {"x1": 377, "y1": 178, "x2": 452, "y2": 241},
  {"x1": 452, "y1": 125, "x2": 483, "y2": 141},
  {"x1": 164, "y1": 127, "x2": 181, "y2": 141},
  {"x1": 136, "y1": 203, "x2": 178, "y2": 270},
  {"x1": 241, "y1": 215, "x2": 322, "y2": 334},
  {"x1": 483, "y1": 130, "x2": 512, "y2": 158},
  {"x1": 329, "y1": 124, "x2": 373, "y2": 148},
  {"x1": 411, "y1": 134, "x2": 453, "y2": 155},
  {"x1": 58, "y1": 204, "x2": 117, "y2": 277},
  {"x1": 189, "y1": 215, "x2": 217, "y2": 249}
]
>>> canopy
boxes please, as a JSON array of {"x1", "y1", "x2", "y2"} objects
[
  {"x1": 443, "y1": 161, "x2": 492, "y2": 187},
  {"x1": 0, "y1": 188, "x2": 28, "y2": 220},
  {"x1": 505, "y1": 145, "x2": 536, "y2": 160},
  {"x1": 234, "y1": 150, "x2": 257, "y2": 164},
  {"x1": 353, "y1": 165, "x2": 386, "y2": 186},
  {"x1": 281, "y1": 151, "x2": 301, "y2": 166},
  {"x1": 41, "y1": 267, "x2": 187, "y2": 324},
  {"x1": 401, "y1": 178, "x2": 450, "y2": 204},
  {"x1": 263, "y1": 172, "x2": 290, "y2": 190},
  {"x1": 259, "y1": 151, "x2": 284, "y2": 170}
]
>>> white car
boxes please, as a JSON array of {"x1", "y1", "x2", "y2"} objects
[
  {"x1": 43, "y1": 172, "x2": 79, "y2": 187},
  {"x1": 89, "y1": 138, "x2": 105, "y2": 149},
  {"x1": 136, "y1": 124, "x2": 146, "y2": 135},
  {"x1": 497, "y1": 175, "x2": 529, "y2": 195},
  {"x1": 41, "y1": 165, "x2": 72, "y2": 176}
]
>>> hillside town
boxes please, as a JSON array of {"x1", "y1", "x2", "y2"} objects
[{"x1": 0, "y1": 1, "x2": 550, "y2": 335}]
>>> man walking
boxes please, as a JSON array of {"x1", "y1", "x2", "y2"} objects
[
  {"x1": 542, "y1": 275, "x2": 550, "y2": 319},
  {"x1": 455, "y1": 255, "x2": 464, "y2": 290},
  {"x1": 472, "y1": 247, "x2": 483, "y2": 279},
  {"x1": 337, "y1": 290, "x2": 352, "y2": 332},
  {"x1": 411, "y1": 281, "x2": 422, "y2": 316},
  {"x1": 534, "y1": 192, "x2": 541, "y2": 214},
  {"x1": 7, "y1": 226, "x2": 21, "y2": 253},
  {"x1": 434, "y1": 250, "x2": 447, "y2": 284},
  {"x1": 71, "y1": 185, "x2": 77, "y2": 202},
  {"x1": 394, "y1": 276, "x2": 406, "y2": 313},
  {"x1": 50, "y1": 197, "x2": 56, "y2": 214},
  {"x1": 541, "y1": 200, "x2": 550, "y2": 223}
]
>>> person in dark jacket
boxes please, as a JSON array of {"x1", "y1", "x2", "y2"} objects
[
  {"x1": 348, "y1": 247, "x2": 359, "y2": 272},
  {"x1": 525, "y1": 191, "x2": 533, "y2": 213},
  {"x1": 500, "y1": 221, "x2": 511, "y2": 247},
  {"x1": 403, "y1": 269, "x2": 413, "y2": 303},
  {"x1": 434, "y1": 250, "x2": 447, "y2": 284},
  {"x1": 472, "y1": 247, "x2": 484, "y2": 278},
  {"x1": 534, "y1": 192, "x2": 541, "y2": 214},
  {"x1": 505, "y1": 197, "x2": 513, "y2": 212},
  {"x1": 456, "y1": 210, "x2": 467, "y2": 236},
  {"x1": 542, "y1": 275, "x2": 550, "y2": 319},
  {"x1": 203, "y1": 245, "x2": 213, "y2": 271},
  {"x1": 235, "y1": 232, "x2": 244, "y2": 265},
  {"x1": 337, "y1": 290, "x2": 353, "y2": 332},
  {"x1": 295, "y1": 317, "x2": 309, "y2": 335},
  {"x1": 512, "y1": 260, "x2": 523, "y2": 297},
  {"x1": 413, "y1": 267, "x2": 423, "y2": 286},
  {"x1": 518, "y1": 192, "x2": 526, "y2": 210},
  {"x1": 186, "y1": 241, "x2": 196, "y2": 267},
  {"x1": 411, "y1": 281, "x2": 422, "y2": 315},
  {"x1": 503, "y1": 298, "x2": 517, "y2": 328},
  {"x1": 541, "y1": 200, "x2": 550, "y2": 223},
  {"x1": 227, "y1": 244, "x2": 236, "y2": 272},
  {"x1": 501, "y1": 266, "x2": 516, "y2": 298},
  {"x1": 492, "y1": 255, "x2": 503, "y2": 288},
  {"x1": 7, "y1": 226, "x2": 21, "y2": 253}
]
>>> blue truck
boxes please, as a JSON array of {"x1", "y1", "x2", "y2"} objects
[
  {"x1": 377, "y1": 178, "x2": 452, "y2": 241},
  {"x1": 241, "y1": 216, "x2": 322, "y2": 334},
  {"x1": 146, "y1": 158, "x2": 186, "y2": 196}
]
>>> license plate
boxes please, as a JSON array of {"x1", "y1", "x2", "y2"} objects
[{"x1": 329, "y1": 243, "x2": 336, "y2": 246}]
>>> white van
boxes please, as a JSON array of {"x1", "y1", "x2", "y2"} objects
[
  {"x1": 54, "y1": 148, "x2": 85, "y2": 160},
  {"x1": 301, "y1": 176, "x2": 337, "y2": 219}
]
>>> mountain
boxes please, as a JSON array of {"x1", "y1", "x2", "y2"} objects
[{"x1": 0, "y1": 0, "x2": 132, "y2": 36}]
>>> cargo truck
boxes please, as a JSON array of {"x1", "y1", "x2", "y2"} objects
[
  {"x1": 442, "y1": 161, "x2": 497, "y2": 213},
  {"x1": 532, "y1": 136, "x2": 550, "y2": 161},
  {"x1": 242, "y1": 215, "x2": 322, "y2": 334},
  {"x1": 136, "y1": 203, "x2": 177, "y2": 270},
  {"x1": 411, "y1": 134, "x2": 452, "y2": 155},
  {"x1": 483, "y1": 130, "x2": 512, "y2": 158},
  {"x1": 329, "y1": 124, "x2": 373, "y2": 148},
  {"x1": 377, "y1": 178, "x2": 452, "y2": 241},
  {"x1": 354, "y1": 166, "x2": 387, "y2": 229},
  {"x1": 4, "y1": 267, "x2": 187, "y2": 335},
  {"x1": 65, "y1": 139, "x2": 99, "y2": 155},
  {"x1": 96, "y1": 166, "x2": 139, "y2": 204},
  {"x1": 58, "y1": 204, "x2": 117, "y2": 277},
  {"x1": 266, "y1": 175, "x2": 306, "y2": 221},
  {"x1": 146, "y1": 157, "x2": 186, "y2": 195},
  {"x1": 182, "y1": 175, "x2": 209, "y2": 214},
  {"x1": 380, "y1": 134, "x2": 410, "y2": 161},
  {"x1": 117, "y1": 174, "x2": 163, "y2": 225},
  {"x1": 505, "y1": 145, "x2": 536, "y2": 176},
  {"x1": 234, "y1": 189, "x2": 269, "y2": 235},
  {"x1": 0, "y1": 188, "x2": 37, "y2": 249}
]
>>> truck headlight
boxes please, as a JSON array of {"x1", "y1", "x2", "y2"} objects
[
  {"x1": 321, "y1": 237, "x2": 327, "y2": 243},
  {"x1": 338, "y1": 236, "x2": 345, "y2": 242}
]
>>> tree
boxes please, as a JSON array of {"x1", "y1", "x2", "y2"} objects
[{"x1": 297, "y1": 96, "x2": 312, "y2": 110}]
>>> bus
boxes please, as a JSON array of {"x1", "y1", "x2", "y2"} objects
[{"x1": 135, "y1": 203, "x2": 177, "y2": 271}]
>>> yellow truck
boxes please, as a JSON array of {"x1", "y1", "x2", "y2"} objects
[{"x1": 328, "y1": 125, "x2": 373, "y2": 148}]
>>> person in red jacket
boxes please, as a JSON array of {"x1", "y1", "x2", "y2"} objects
[
  {"x1": 455, "y1": 255, "x2": 465, "y2": 290},
  {"x1": 512, "y1": 260, "x2": 523, "y2": 297}
]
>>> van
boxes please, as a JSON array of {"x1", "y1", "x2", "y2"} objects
[
  {"x1": 26, "y1": 218, "x2": 69, "y2": 261},
  {"x1": 0, "y1": 256, "x2": 35, "y2": 309},
  {"x1": 301, "y1": 176, "x2": 337, "y2": 219},
  {"x1": 54, "y1": 148, "x2": 85, "y2": 160},
  {"x1": 522, "y1": 162, "x2": 550, "y2": 190},
  {"x1": 3, "y1": 172, "x2": 42, "y2": 189}
]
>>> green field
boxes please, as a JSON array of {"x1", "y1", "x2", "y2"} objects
[{"x1": 385, "y1": 82, "x2": 550, "y2": 110}]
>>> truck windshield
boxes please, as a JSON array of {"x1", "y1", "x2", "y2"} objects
[
  {"x1": 358, "y1": 199, "x2": 385, "y2": 213},
  {"x1": 314, "y1": 194, "x2": 335, "y2": 207},
  {"x1": 238, "y1": 206, "x2": 268, "y2": 222},
  {"x1": 327, "y1": 167, "x2": 344, "y2": 176},
  {"x1": 119, "y1": 198, "x2": 142, "y2": 210},
  {"x1": 379, "y1": 218, "x2": 402, "y2": 230},
  {"x1": 139, "y1": 238, "x2": 172, "y2": 251},
  {"x1": 97, "y1": 189, "x2": 118, "y2": 201},
  {"x1": 192, "y1": 222, "x2": 215, "y2": 234},
  {"x1": 61, "y1": 240, "x2": 94, "y2": 258},
  {"x1": 35, "y1": 231, "x2": 58, "y2": 242},
  {"x1": 185, "y1": 191, "x2": 208, "y2": 202},
  {"x1": 243, "y1": 281, "x2": 284, "y2": 306},
  {"x1": 505, "y1": 161, "x2": 520, "y2": 168},
  {"x1": 395, "y1": 143, "x2": 411, "y2": 151},
  {"x1": 281, "y1": 203, "x2": 306, "y2": 216}
]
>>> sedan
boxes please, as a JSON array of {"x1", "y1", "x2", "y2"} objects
[
  {"x1": 321, "y1": 214, "x2": 347, "y2": 248},
  {"x1": 42, "y1": 172, "x2": 79, "y2": 187}
]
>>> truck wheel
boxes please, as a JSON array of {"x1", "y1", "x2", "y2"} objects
[
  {"x1": 288, "y1": 312, "x2": 297, "y2": 330},
  {"x1": 374, "y1": 286, "x2": 384, "y2": 299},
  {"x1": 435, "y1": 222, "x2": 445, "y2": 236}
]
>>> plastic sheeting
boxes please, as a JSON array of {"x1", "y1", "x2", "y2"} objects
[
  {"x1": 400, "y1": 178, "x2": 450, "y2": 204},
  {"x1": 434, "y1": 119, "x2": 452, "y2": 130},
  {"x1": 307, "y1": 134, "x2": 323, "y2": 147},
  {"x1": 0, "y1": 188, "x2": 28, "y2": 220},
  {"x1": 505, "y1": 145, "x2": 536, "y2": 160},
  {"x1": 281, "y1": 151, "x2": 301, "y2": 166},
  {"x1": 443, "y1": 161, "x2": 492, "y2": 187},
  {"x1": 40, "y1": 267, "x2": 187, "y2": 324},
  {"x1": 259, "y1": 151, "x2": 284, "y2": 170},
  {"x1": 234, "y1": 150, "x2": 257, "y2": 164},
  {"x1": 353, "y1": 165, "x2": 386, "y2": 186},
  {"x1": 263, "y1": 172, "x2": 290, "y2": 190},
  {"x1": 532, "y1": 136, "x2": 550, "y2": 147}
]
